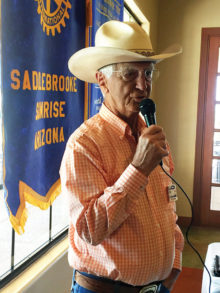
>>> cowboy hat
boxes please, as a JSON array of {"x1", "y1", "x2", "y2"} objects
[{"x1": 68, "y1": 20, "x2": 182, "y2": 83}]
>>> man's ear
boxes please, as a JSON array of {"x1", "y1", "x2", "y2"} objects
[{"x1": 96, "y1": 71, "x2": 109, "y2": 95}]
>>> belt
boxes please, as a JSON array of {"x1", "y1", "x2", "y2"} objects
[{"x1": 75, "y1": 271, "x2": 162, "y2": 293}]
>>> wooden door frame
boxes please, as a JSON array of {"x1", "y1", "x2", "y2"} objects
[{"x1": 193, "y1": 28, "x2": 220, "y2": 226}]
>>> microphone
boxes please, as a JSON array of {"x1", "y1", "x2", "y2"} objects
[
  {"x1": 139, "y1": 98, "x2": 163, "y2": 166},
  {"x1": 139, "y1": 98, "x2": 156, "y2": 127}
]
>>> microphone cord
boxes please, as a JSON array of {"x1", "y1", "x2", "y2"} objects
[{"x1": 160, "y1": 164, "x2": 212, "y2": 293}]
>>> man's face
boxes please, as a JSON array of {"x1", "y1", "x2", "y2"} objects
[{"x1": 102, "y1": 62, "x2": 154, "y2": 119}]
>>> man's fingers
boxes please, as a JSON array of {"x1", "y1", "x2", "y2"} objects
[{"x1": 142, "y1": 124, "x2": 163, "y2": 135}]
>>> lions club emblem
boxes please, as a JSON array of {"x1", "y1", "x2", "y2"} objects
[{"x1": 35, "y1": 0, "x2": 72, "y2": 36}]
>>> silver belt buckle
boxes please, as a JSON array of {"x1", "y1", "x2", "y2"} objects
[{"x1": 139, "y1": 284, "x2": 159, "y2": 293}]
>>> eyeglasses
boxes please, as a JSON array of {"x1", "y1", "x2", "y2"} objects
[{"x1": 112, "y1": 67, "x2": 159, "y2": 82}]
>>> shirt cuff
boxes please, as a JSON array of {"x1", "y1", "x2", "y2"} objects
[
  {"x1": 173, "y1": 249, "x2": 182, "y2": 271},
  {"x1": 115, "y1": 164, "x2": 148, "y2": 199}
]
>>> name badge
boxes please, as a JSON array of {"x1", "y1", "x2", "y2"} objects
[{"x1": 168, "y1": 184, "x2": 178, "y2": 202}]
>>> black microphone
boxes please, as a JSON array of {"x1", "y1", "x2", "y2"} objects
[
  {"x1": 139, "y1": 98, "x2": 156, "y2": 127},
  {"x1": 139, "y1": 98, "x2": 163, "y2": 166}
]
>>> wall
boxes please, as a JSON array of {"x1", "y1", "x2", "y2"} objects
[
  {"x1": 135, "y1": 0, "x2": 159, "y2": 51},
  {"x1": 22, "y1": 251, "x2": 72, "y2": 293},
  {"x1": 155, "y1": 0, "x2": 220, "y2": 216}
]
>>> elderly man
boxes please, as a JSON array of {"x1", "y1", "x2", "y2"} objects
[{"x1": 60, "y1": 21, "x2": 184, "y2": 293}]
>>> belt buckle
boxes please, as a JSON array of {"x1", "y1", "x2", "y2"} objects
[{"x1": 139, "y1": 284, "x2": 158, "y2": 293}]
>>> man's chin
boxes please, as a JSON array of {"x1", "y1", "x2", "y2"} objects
[{"x1": 131, "y1": 102, "x2": 141, "y2": 113}]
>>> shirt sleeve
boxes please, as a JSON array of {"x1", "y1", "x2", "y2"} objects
[
  {"x1": 173, "y1": 222, "x2": 184, "y2": 270},
  {"x1": 60, "y1": 137, "x2": 148, "y2": 246}
]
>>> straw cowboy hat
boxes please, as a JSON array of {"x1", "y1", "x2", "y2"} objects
[{"x1": 68, "y1": 20, "x2": 182, "y2": 83}]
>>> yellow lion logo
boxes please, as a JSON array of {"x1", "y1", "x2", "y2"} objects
[{"x1": 35, "y1": 0, "x2": 72, "y2": 36}]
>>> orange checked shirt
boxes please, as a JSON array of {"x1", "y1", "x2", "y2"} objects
[{"x1": 60, "y1": 103, "x2": 184, "y2": 286}]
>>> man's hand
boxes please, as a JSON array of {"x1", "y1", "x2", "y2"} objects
[{"x1": 132, "y1": 125, "x2": 169, "y2": 176}]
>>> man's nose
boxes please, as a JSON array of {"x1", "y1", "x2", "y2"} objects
[{"x1": 135, "y1": 72, "x2": 148, "y2": 91}]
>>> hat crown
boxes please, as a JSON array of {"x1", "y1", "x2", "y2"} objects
[
  {"x1": 68, "y1": 20, "x2": 182, "y2": 83},
  {"x1": 95, "y1": 21, "x2": 153, "y2": 51}
]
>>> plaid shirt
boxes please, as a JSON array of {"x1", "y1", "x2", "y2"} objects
[{"x1": 60, "y1": 103, "x2": 184, "y2": 286}]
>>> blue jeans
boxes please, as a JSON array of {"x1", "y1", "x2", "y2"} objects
[
  {"x1": 71, "y1": 282, "x2": 95, "y2": 293},
  {"x1": 71, "y1": 270, "x2": 95, "y2": 293},
  {"x1": 71, "y1": 270, "x2": 170, "y2": 293},
  {"x1": 160, "y1": 284, "x2": 170, "y2": 293}
]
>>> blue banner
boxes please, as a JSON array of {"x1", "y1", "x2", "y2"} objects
[
  {"x1": 89, "y1": 0, "x2": 124, "y2": 117},
  {"x1": 2, "y1": 0, "x2": 86, "y2": 233}
]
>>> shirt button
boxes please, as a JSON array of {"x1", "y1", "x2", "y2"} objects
[
  {"x1": 140, "y1": 185, "x2": 145, "y2": 191},
  {"x1": 117, "y1": 187, "x2": 124, "y2": 193}
]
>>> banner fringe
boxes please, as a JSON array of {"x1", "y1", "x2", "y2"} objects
[
  {"x1": 9, "y1": 208, "x2": 28, "y2": 234},
  {"x1": 7, "y1": 179, "x2": 61, "y2": 235}
]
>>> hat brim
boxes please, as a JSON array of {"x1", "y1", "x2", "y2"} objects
[{"x1": 68, "y1": 44, "x2": 182, "y2": 83}]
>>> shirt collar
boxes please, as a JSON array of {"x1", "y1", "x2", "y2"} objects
[{"x1": 99, "y1": 103, "x2": 146, "y2": 138}]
